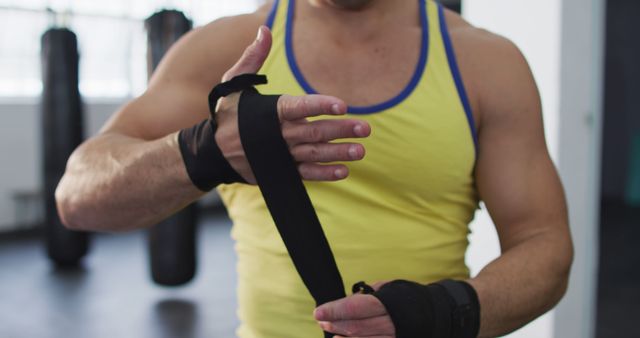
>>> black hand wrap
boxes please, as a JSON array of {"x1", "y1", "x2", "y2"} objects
[
  {"x1": 177, "y1": 74, "x2": 268, "y2": 191},
  {"x1": 355, "y1": 279, "x2": 480, "y2": 338},
  {"x1": 235, "y1": 82, "x2": 345, "y2": 338}
]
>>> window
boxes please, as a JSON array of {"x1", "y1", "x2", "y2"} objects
[{"x1": 0, "y1": 0, "x2": 264, "y2": 99}]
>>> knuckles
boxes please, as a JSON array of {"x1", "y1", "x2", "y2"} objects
[
  {"x1": 278, "y1": 95, "x2": 326, "y2": 121},
  {"x1": 306, "y1": 126, "x2": 323, "y2": 143},
  {"x1": 341, "y1": 321, "x2": 360, "y2": 336},
  {"x1": 341, "y1": 298, "x2": 360, "y2": 320},
  {"x1": 294, "y1": 97, "x2": 311, "y2": 115},
  {"x1": 307, "y1": 145, "x2": 320, "y2": 160}
]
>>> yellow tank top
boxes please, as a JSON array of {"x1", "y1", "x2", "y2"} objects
[{"x1": 217, "y1": 1, "x2": 479, "y2": 337}]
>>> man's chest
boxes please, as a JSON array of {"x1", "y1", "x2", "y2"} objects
[{"x1": 292, "y1": 28, "x2": 423, "y2": 107}]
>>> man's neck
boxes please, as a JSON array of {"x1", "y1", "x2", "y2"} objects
[
  {"x1": 309, "y1": 0, "x2": 380, "y2": 11},
  {"x1": 301, "y1": 0, "x2": 418, "y2": 42}
]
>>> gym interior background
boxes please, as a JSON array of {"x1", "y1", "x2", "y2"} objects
[{"x1": 0, "y1": 0, "x2": 636, "y2": 337}]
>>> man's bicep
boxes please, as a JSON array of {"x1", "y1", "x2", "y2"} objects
[
  {"x1": 476, "y1": 138, "x2": 567, "y2": 251},
  {"x1": 473, "y1": 37, "x2": 568, "y2": 251}
]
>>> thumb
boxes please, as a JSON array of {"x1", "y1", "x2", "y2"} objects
[{"x1": 222, "y1": 26, "x2": 273, "y2": 81}]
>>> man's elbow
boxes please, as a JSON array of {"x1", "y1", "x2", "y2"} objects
[
  {"x1": 55, "y1": 176, "x2": 115, "y2": 232},
  {"x1": 56, "y1": 178, "x2": 151, "y2": 232},
  {"x1": 55, "y1": 178, "x2": 92, "y2": 231},
  {"x1": 551, "y1": 232, "x2": 575, "y2": 307}
]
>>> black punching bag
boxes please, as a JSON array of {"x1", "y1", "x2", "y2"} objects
[
  {"x1": 41, "y1": 28, "x2": 90, "y2": 266},
  {"x1": 146, "y1": 10, "x2": 198, "y2": 286}
]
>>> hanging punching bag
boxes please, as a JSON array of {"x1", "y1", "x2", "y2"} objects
[
  {"x1": 41, "y1": 28, "x2": 90, "y2": 267},
  {"x1": 145, "y1": 10, "x2": 198, "y2": 286}
]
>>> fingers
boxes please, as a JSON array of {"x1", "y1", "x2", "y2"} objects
[
  {"x1": 291, "y1": 143, "x2": 365, "y2": 163},
  {"x1": 284, "y1": 119, "x2": 371, "y2": 146},
  {"x1": 319, "y1": 316, "x2": 395, "y2": 337},
  {"x1": 288, "y1": 122, "x2": 369, "y2": 181},
  {"x1": 222, "y1": 26, "x2": 273, "y2": 81},
  {"x1": 277, "y1": 94, "x2": 347, "y2": 121},
  {"x1": 298, "y1": 163, "x2": 349, "y2": 181},
  {"x1": 316, "y1": 282, "x2": 397, "y2": 338},
  {"x1": 315, "y1": 295, "x2": 387, "y2": 321}
]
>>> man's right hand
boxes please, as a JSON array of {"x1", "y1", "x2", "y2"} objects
[{"x1": 213, "y1": 26, "x2": 371, "y2": 184}]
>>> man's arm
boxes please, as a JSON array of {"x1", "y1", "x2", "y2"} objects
[
  {"x1": 312, "y1": 20, "x2": 572, "y2": 338},
  {"x1": 465, "y1": 32, "x2": 573, "y2": 337},
  {"x1": 57, "y1": 11, "x2": 371, "y2": 232},
  {"x1": 56, "y1": 14, "x2": 263, "y2": 231}
]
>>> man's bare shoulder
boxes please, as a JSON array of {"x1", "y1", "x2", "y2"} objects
[
  {"x1": 197, "y1": 2, "x2": 273, "y2": 50},
  {"x1": 149, "y1": 3, "x2": 273, "y2": 89},
  {"x1": 443, "y1": 9, "x2": 538, "y2": 125},
  {"x1": 443, "y1": 10, "x2": 511, "y2": 47},
  {"x1": 104, "y1": 3, "x2": 274, "y2": 139}
]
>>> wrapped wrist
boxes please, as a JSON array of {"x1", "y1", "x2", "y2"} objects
[
  {"x1": 177, "y1": 117, "x2": 245, "y2": 191},
  {"x1": 365, "y1": 279, "x2": 480, "y2": 338},
  {"x1": 177, "y1": 73, "x2": 272, "y2": 191}
]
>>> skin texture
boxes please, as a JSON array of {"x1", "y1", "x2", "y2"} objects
[
  {"x1": 311, "y1": 0, "x2": 374, "y2": 10},
  {"x1": 56, "y1": 0, "x2": 573, "y2": 336}
]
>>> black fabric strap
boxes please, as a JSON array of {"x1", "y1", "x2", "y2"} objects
[
  {"x1": 371, "y1": 279, "x2": 481, "y2": 338},
  {"x1": 352, "y1": 281, "x2": 375, "y2": 295},
  {"x1": 372, "y1": 280, "x2": 436, "y2": 337},
  {"x1": 177, "y1": 74, "x2": 270, "y2": 191},
  {"x1": 178, "y1": 118, "x2": 245, "y2": 191},
  {"x1": 208, "y1": 74, "x2": 267, "y2": 114},
  {"x1": 439, "y1": 280, "x2": 481, "y2": 338},
  {"x1": 237, "y1": 87, "x2": 346, "y2": 338}
]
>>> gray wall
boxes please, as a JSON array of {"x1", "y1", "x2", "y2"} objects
[{"x1": 0, "y1": 99, "x2": 121, "y2": 231}]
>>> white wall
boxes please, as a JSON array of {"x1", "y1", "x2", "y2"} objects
[
  {"x1": 0, "y1": 99, "x2": 120, "y2": 230},
  {"x1": 0, "y1": 101, "x2": 41, "y2": 230},
  {"x1": 462, "y1": 1, "x2": 562, "y2": 337},
  {"x1": 462, "y1": 0, "x2": 604, "y2": 337},
  {"x1": 0, "y1": 98, "x2": 221, "y2": 231},
  {"x1": 554, "y1": 0, "x2": 605, "y2": 337}
]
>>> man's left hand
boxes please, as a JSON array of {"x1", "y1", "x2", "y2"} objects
[{"x1": 314, "y1": 282, "x2": 395, "y2": 338}]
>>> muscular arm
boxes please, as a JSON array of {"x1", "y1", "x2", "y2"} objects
[
  {"x1": 55, "y1": 15, "x2": 262, "y2": 231},
  {"x1": 56, "y1": 132, "x2": 202, "y2": 231},
  {"x1": 462, "y1": 31, "x2": 573, "y2": 336}
]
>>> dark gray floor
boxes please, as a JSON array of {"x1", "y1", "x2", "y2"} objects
[
  {"x1": 3, "y1": 202, "x2": 638, "y2": 338},
  {"x1": 596, "y1": 200, "x2": 640, "y2": 338},
  {"x1": 0, "y1": 212, "x2": 238, "y2": 338}
]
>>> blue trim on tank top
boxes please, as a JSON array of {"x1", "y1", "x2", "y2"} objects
[
  {"x1": 284, "y1": 0, "x2": 430, "y2": 115},
  {"x1": 265, "y1": 0, "x2": 279, "y2": 29},
  {"x1": 438, "y1": 3, "x2": 479, "y2": 154}
]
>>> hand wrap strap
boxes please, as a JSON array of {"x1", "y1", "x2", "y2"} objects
[
  {"x1": 208, "y1": 73, "x2": 268, "y2": 111},
  {"x1": 178, "y1": 74, "x2": 268, "y2": 191},
  {"x1": 356, "y1": 279, "x2": 480, "y2": 338},
  {"x1": 225, "y1": 75, "x2": 346, "y2": 338}
]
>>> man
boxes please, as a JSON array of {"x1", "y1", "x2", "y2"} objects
[{"x1": 56, "y1": 0, "x2": 573, "y2": 337}]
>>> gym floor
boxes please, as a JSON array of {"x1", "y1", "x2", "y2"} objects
[
  {"x1": 0, "y1": 204, "x2": 637, "y2": 338},
  {"x1": 0, "y1": 210, "x2": 238, "y2": 338}
]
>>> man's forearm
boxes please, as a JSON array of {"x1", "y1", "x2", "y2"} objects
[
  {"x1": 468, "y1": 230, "x2": 573, "y2": 337},
  {"x1": 56, "y1": 132, "x2": 203, "y2": 232}
]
